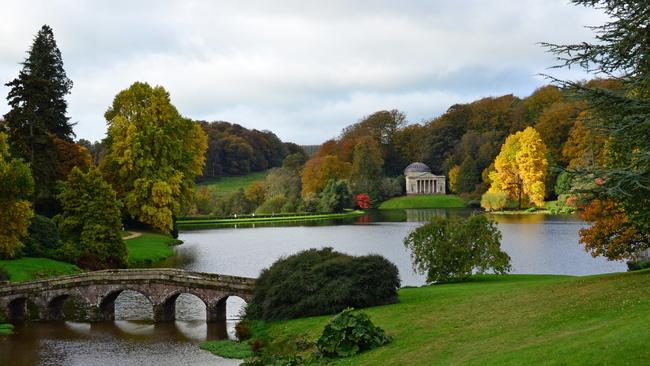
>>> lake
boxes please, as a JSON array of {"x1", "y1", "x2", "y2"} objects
[{"x1": 0, "y1": 209, "x2": 627, "y2": 366}]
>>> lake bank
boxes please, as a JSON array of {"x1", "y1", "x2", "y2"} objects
[
  {"x1": 379, "y1": 195, "x2": 465, "y2": 209},
  {"x1": 257, "y1": 270, "x2": 650, "y2": 365},
  {"x1": 176, "y1": 210, "x2": 365, "y2": 230}
]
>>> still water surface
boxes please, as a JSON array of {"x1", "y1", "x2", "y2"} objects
[{"x1": 0, "y1": 209, "x2": 627, "y2": 365}]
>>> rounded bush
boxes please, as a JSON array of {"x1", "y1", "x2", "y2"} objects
[
  {"x1": 248, "y1": 248, "x2": 400, "y2": 321},
  {"x1": 24, "y1": 215, "x2": 62, "y2": 257}
]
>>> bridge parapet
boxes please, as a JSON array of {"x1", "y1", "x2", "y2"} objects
[{"x1": 0, "y1": 269, "x2": 256, "y2": 323}]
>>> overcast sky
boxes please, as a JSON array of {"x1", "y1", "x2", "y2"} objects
[{"x1": 0, "y1": 1, "x2": 607, "y2": 144}]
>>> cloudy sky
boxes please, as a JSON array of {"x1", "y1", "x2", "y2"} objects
[{"x1": 0, "y1": 1, "x2": 607, "y2": 144}]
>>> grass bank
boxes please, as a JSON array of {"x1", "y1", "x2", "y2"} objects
[
  {"x1": 198, "y1": 171, "x2": 268, "y2": 197},
  {"x1": 177, "y1": 210, "x2": 364, "y2": 230},
  {"x1": 125, "y1": 232, "x2": 182, "y2": 267},
  {"x1": 379, "y1": 194, "x2": 465, "y2": 209},
  {"x1": 262, "y1": 271, "x2": 650, "y2": 365},
  {"x1": 200, "y1": 339, "x2": 255, "y2": 359},
  {"x1": 0, "y1": 257, "x2": 81, "y2": 282},
  {"x1": 0, "y1": 324, "x2": 14, "y2": 336}
]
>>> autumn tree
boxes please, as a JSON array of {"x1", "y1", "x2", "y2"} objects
[
  {"x1": 4, "y1": 25, "x2": 74, "y2": 214},
  {"x1": 53, "y1": 137, "x2": 92, "y2": 178},
  {"x1": 0, "y1": 132, "x2": 34, "y2": 258},
  {"x1": 101, "y1": 82, "x2": 207, "y2": 233},
  {"x1": 447, "y1": 165, "x2": 460, "y2": 193},
  {"x1": 561, "y1": 111, "x2": 606, "y2": 170},
  {"x1": 544, "y1": 0, "x2": 650, "y2": 252},
  {"x1": 579, "y1": 199, "x2": 650, "y2": 260},
  {"x1": 301, "y1": 155, "x2": 351, "y2": 197},
  {"x1": 245, "y1": 181, "x2": 266, "y2": 207},
  {"x1": 534, "y1": 101, "x2": 582, "y2": 165},
  {"x1": 489, "y1": 127, "x2": 548, "y2": 207},
  {"x1": 349, "y1": 136, "x2": 384, "y2": 198},
  {"x1": 56, "y1": 167, "x2": 126, "y2": 269}
]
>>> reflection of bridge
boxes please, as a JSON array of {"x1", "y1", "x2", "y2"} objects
[{"x1": 0, "y1": 269, "x2": 256, "y2": 322}]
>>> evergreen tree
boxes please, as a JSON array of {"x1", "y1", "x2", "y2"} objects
[
  {"x1": 544, "y1": 0, "x2": 650, "y2": 252},
  {"x1": 4, "y1": 25, "x2": 74, "y2": 215},
  {"x1": 56, "y1": 167, "x2": 126, "y2": 270}
]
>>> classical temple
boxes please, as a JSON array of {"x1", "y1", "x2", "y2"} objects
[{"x1": 404, "y1": 162, "x2": 446, "y2": 195}]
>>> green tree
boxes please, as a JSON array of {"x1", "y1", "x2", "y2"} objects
[
  {"x1": 544, "y1": 0, "x2": 650, "y2": 246},
  {"x1": 4, "y1": 25, "x2": 74, "y2": 214},
  {"x1": 403, "y1": 215, "x2": 511, "y2": 283},
  {"x1": 0, "y1": 132, "x2": 34, "y2": 258},
  {"x1": 56, "y1": 167, "x2": 126, "y2": 269},
  {"x1": 101, "y1": 82, "x2": 207, "y2": 233},
  {"x1": 456, "y1": 156, "x2": 480, "y2": 193},
  {"x1": 349, "y1": 136, "x2": 384, "y2": 198},
  {"x1": 319, "y1": 180, "x2": 352, "y2": 213}
]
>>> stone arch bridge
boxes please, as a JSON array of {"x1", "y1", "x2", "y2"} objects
[{"x1": 0, "y1": 268, "x2": 255, "y2": 322}]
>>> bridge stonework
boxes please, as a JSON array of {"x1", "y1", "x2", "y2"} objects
[{"x1": 0, "y1": 269, "x2": 256, "y2": 322}]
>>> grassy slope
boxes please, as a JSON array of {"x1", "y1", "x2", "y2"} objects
[
  {"x1": 267, "y1": 272, "x2": 650, "y2": 365},
  {"x1": 0, "y1": 257, "x2": 81, "y2": 282},
  {"x1": 198, "y1": 171, "x2": 268, "y2": 197},
  {"x1": 125, "y1": 232, "x2": 181, "y2": 267},
  {"x1": 200, "y1": 339, "x2": 254, "y2": 359},
  {"x1": 379, "y1": 194, "x2": 465, "y2": 209}
]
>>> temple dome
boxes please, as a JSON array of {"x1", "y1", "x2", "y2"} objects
[{"x1": 404, "y1": 162, "x2": 431, "y2": 174}]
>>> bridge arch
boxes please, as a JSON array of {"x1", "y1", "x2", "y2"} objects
[
  {"x1": 47, "y1": 293, "x2": 90, "y2": 321},
  {"x1": 159, "y1": 291, "x2": 210, "y2": 322},
  {"x1": 99, "y1": 288, "x2": 154, "y2": 321},
  {"x1": 6, "y1": 297, "x2": 40, "y2": 321}
]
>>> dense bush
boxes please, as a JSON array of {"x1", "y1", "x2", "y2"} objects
[
  {"x1": 380, "y1": 177, "x2": 403, "y2": 198},
  {"x1": 404, "y1": 215, "x2": 511, "y2": 283},
  {"x1": 319, "y1": 180, "x2": 352, "y2": 213},
  {"x1": 255, "y1": 195, "x2": 288, "y2": 215},
  {"x1": 248, "y1": 248, "x2": 400, "y2": 320},
  {"x1": 316, "y1": 308, "x2": 391, "y2": 358},
  {"x1": 300, "y1": 192, "x2": 320, "y2": 213},
  {"x1": 627, "y1": 259, "x2": 650, "y2": 272},
  {"x1": 480, "y1": 191, "x2": 508, "y2": 211},
  {"x1": 24, "y1": 215, "x2": 62, "y2": 258}
]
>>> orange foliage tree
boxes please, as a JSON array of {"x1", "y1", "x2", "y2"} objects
[
  {"x1": 300, "y1": 155, "x2": 351, "y2": 197},
  {"x1": 580, "y1": 199, "x2": 650, "y2": 260}
]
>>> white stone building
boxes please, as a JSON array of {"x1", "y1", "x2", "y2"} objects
[{"x1": 404, "y1": 162, "x2": 446, "y2": 195}]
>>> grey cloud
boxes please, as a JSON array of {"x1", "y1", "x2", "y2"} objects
[{"x1": 0, "y1": 0, "x2": 608, "y2": 144}]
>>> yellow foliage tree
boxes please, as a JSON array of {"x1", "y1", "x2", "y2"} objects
[
  {"x1": 0, "y1": 132, "x2": 34, "y2": 258},
  {"x1": 447, "y1": 165, "x2": 460, "y2": 193},
  {"x1": 489, "y1": 127, "x2": 548, "y2": 208}
]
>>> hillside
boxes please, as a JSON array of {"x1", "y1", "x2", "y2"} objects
[{"x1": 265, "y1": 271, "x2": 650, "y2": 365}]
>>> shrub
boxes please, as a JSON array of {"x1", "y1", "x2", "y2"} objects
[
  {"x1": 248, "y1": 248, "x2": 400, "y2": 321},
  {"x1": 235, "y1": 319, "x2": 252, "y2": 340},
  {"x1": 380, "y1": 177, "x2": 403, "y2": 198},
  {"x1": 356, "y1": 194, "x2": 371, "y2": 209},
  {"x1": 555, "y1": 170, "x2": 572, "y2": 196},
  {"x1": 480, "y1": 191, "x2": 508, "y2": 211},
  {"x1": 627, "y1": 259, "x2": 650, "y2": 271},
  {"x1": 24, "y1": 215, "x2": 62, "y2": 258},
  {"x1": 404, "y1": 215, "x2": 511, "y2": 283},
  {"x1": 316, "y1": 308, "x2": 391, "y2": 358},
  {"x1": 300, "y1": 193, "x2": 320, "y2": 213},
  {"x1": 0, "y1": 267, "x2": 9, "y2": 282}
]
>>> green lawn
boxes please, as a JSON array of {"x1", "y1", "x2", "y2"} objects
[
  {"x1": 200, "y1": 339, "x2": 255, "y2": 359},
  {"x1": 198, "y1": 171, "x2": 268, "y2": 197},
  {"x1": 264, "y1": 271, "x2": 650, "y2": 365},
  {"x1": 379, "y1": 194, "x2": 465, "y2": 209},
  {"x1": 125, "y1": 232, "x2": 181, "y2": 267},
  {"x1": 0, "y1": 257, "x2": 81, "y2": 282}
]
